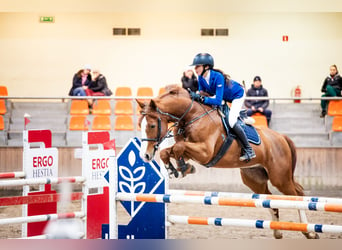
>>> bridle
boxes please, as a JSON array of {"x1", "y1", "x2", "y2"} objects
[
  {"x1": 141, "y1": 96, "x2": 217, "y2": 155},
  {"x1": 140, "y1": 98, "x2": 194, "y2": 153}
]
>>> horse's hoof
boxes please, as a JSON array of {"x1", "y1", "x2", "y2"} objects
[
  {"x1": 189, "y1": 165, "x2": 196, "y2": 174},
  {"x1": 273, "y1": 230, "x2": 283, "y2": 239},
  {"x1": 302, "y1": 232, "x2": 319, "y2": 239},
  {"x1": 179, "y1": 164, "x2": 195, "y2": 178},
  {"x1": 166, "y1": 163, "x2": 179, "y2": 178}
]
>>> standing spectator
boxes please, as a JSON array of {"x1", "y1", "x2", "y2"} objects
[
  {"x1": 245, "y1": 76, "x2": 272, "y2": 125},
  {"x1": 181, "y1": 67, "x2": 198, "y2": 92},
  {"x1": 320, "y1": 64, "x2": 342, "y2": 117},
  {"x1": 68, "y1": 65, "x2": 92, "y2": 96}
]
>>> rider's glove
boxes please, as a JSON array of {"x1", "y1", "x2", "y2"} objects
[{"x1": 189, "y1": 91, "x2": 205, "y2": 103}]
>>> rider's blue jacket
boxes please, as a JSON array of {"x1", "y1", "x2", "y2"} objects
[{"x1": 198, "y1": 70, "x2": 244, "y2": 105}]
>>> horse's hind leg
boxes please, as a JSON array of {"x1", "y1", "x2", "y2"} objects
[{"x1": 240, "y1": 167, "x2": 283, "y2": 239}]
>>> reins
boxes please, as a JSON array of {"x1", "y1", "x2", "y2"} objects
[{"x1": 141, "y1": 96, "x2": 217, "y2": 152}]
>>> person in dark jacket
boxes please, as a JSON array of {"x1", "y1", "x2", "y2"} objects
[
  {"x1": 320, "y1": 64, "x2": 342, "y2": 117},
  {"x1": 68, "y1": 65, "x2": 92, "y2": 96},
  {"x1": 85, "y1": 69, "x2": 112, "y2": 108},
  {"x1": 86, "y1": 70, "x2": 108, "y2": 96},
  {"x1": 245, "y1": 76, "x2": 272, "y2": 125},
  {"x1": 181, "y1": 67, "x2": 198, "y2": 92}
]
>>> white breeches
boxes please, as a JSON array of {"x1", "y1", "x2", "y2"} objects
[{"x1": 228, "y1": 93, "x2": 245, "y2": 128}]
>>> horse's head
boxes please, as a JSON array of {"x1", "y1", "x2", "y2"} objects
[
  {"x1": 137, "y1": 98, "x2": 170, "y2": 161},
  {"x1": 136, "y1": 85, "x2": 192, "y2": 161}
]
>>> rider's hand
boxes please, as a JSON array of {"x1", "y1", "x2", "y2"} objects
[{"x1": 190, "y1": 91, "x2": 204, "y2": 103}]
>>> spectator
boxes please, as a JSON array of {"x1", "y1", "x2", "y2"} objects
[
  {"x1": 86, "y1": 69, "x2": 111, "y2": 96},
  {"x1": 320, "y1": 64, "x2": 342, "y2": 117},
  {"x1": 181, "y1": 67, "x2": 198, "y2": 92},
  {"x1": 85, "y1": 69, "x2": 112, "y2": 107},
  {"x1": 245, "y1": 76, "x2": 272, "y2": 125},
  {"x1": 68, "y1": 65, "x2": 92, "y2": 96}
]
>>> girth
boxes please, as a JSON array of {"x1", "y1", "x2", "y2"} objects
[{"x1": 204, "y1": 133, "x2": 234, "y2": 168}]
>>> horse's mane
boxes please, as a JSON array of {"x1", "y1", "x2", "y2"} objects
[{"x1": 162, "y1": 84, "x2": 189, "y2": 97}]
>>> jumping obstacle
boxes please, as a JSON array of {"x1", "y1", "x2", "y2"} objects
[
  {"x1": 0, "y1": 129, "x2": 115, "y2": 239},
  {"x1": 2, "y1": 132, "x2": 342, "y2": 239},
  {"x1": 107, "y1": 137, "x2": 342, "y2": 239},
  {"x1": 168, "y1": 215, "x2": 342, "y2": 234},
  {"x1": 116, "y1": 193, "x2": 342, "y2": 213},
  {"x1": 168, "y1": 189, "x2": 342, "y2": 204}
]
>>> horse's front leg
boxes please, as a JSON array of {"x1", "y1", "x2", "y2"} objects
[
  {"x1": 160, "y1": 147, "x2": 179, "y2": 178},
  {"x1": 172, "y1": 141, "x2": 207, "y2": 177}
]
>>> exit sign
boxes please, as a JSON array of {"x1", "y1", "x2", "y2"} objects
[{"x1": 39, "y1": 16, "x2": 55, "y2": 23}]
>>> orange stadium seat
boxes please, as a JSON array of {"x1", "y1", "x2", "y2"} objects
[
  {"x1": 0, "y1": 86, "x2": 8, "y2": 96},
  {"x1": 114, "y1": 100, "x2": 133, "y2": 115},
  {"x1": 70, "y1": 100, "x2": 89, "y2": 115},
  {"x1": 251, "y1": 113, "x2": 268, "y2": 128},
  {"x1": 327, "y1": 100, "x2": 342, "y2": 116},
  {"x1": 92, "y1": 115, "x2": 112, "y2": 131},
  {"x1": 69, "y1": 115, "x2": 89, "y2": 130},
  {"x1": 332, "y1": 116, "x2": 342, "y2": 132},
  {"x1": 115, "y1": 87, "x2": 132, "y2": 99},
  {"x1": 137, "y1": 87, "x2": 153, "y2": 113},
  {"x1": 158, "y1": 87, "x2": 166, "y2": 96},
  {"x1": 0, "y1": 115, "x2": 4, "y2": 130},
  {"x1": 114, "y1": 115, "x2": 134, "y2": 131},
  {"x1": 92, "y1": 100, "x2": 111, "y2": 115},
  {"x1": 0, "y1": 100, "x2": 6, "y2": 115},
  {"x1": 137, "y1": 87, "x2": 153, "y2": 98}
]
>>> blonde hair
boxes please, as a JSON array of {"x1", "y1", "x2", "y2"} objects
[{"x1": 331, "y1": 64, "x2": 338, "y2": 74}]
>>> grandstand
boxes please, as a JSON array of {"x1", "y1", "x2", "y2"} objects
[{"x1": 0, "y1": 92, "x2": 341, "y2": 148}]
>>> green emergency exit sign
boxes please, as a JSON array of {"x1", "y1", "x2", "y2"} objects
[{"x1": 39, "y1": 16, "x2": 54, "y2": 23}]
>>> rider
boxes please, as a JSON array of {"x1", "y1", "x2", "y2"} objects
[{"x1": 190, "y1": 53, "x2": 256, "y2": 162}]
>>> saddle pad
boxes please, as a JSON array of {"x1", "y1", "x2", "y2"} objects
[{"x1": 242, "y1": 123, "x2": 261, "y2": 145}]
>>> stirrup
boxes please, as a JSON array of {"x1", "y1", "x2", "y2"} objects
[{"x1": 239, "y1": 151, "x2": 256, "y2": 162}]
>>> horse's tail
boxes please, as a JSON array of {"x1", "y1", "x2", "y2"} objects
[{"x1": 283, "y1": 134, "x2": 304, "y2": 196}]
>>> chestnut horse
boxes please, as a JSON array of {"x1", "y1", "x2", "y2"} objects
[{"x1": 137, "y1": 84, "x2": 318, "y2": 239}]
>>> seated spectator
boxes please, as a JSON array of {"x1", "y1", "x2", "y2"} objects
[
  {"x1": 320, "y1": 64, "x2": 342, "y2": 117},
  {"x1": 68, "y1": 65, "x2": 92, "y2": 96},
  {"x1": 85, "y1": 69, "x2": 112, "y2": 108},
  {"x1": 245, "y1": 76, "x2": 272, "y2": 125},
  {"x1": 86, "y1": 69, "x2": 111, "y2": 96},
  {"x1": 181, "y1": 67, "x2": 198, "y2": 92}
]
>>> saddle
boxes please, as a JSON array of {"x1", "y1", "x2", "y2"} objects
[
  {"x1": 220, "y1": 104, "x2": 261, "y2": 145},
  {"x1": 204, "y1": 104, "x2": 260, "y2": 168}
]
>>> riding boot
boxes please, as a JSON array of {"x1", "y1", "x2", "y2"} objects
[{"x1": 232, "y1": 123, "x2": 256, "y2": 162}]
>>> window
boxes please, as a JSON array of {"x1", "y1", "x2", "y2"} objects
[
  {"x1": 201, "y1": 28, "x2": 229, "y2": 37},
  {"x1": 128, "y1": 28, "x2": 141, "y2": 36},
  {"x1": 201, "y1": 29, "x2": 214, "y2": 36},
  {"x1": 215, "y1": 29, "x2": 229, "y2": 36},
  {"x1": 113, "y1": 28, "x2": 126, "y2": 36}
]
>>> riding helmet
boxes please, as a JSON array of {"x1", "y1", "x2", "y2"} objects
[{"x1": 190, "y1": 53, "x2": 214, "y2": 68}]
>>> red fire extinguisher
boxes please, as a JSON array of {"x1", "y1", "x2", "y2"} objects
[{"x1": 293, "y1": 85, "x2": 301, "y2": 103}]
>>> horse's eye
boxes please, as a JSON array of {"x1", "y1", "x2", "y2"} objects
[{"x1": 150, "y1": 124, "x2": 156, "y2": 129}]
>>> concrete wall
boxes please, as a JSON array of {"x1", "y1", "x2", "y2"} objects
[{"x1": 1, "y1": 1, "x2": 342, "y2": 98}]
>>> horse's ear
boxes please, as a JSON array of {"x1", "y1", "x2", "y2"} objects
[
  {"x1": 136, "y1": 99, "x2": 145, "y2": 109},
  {"x1": 149, "y1": 99, "x2": 157, "y2": 110},
  {"x1": 165, "y1": 84, "x2": 180, "y2": 95}
]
